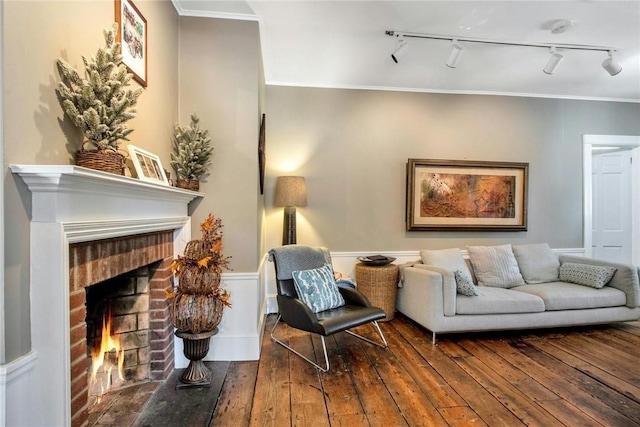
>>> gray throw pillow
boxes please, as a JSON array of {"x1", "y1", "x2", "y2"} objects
[
  {"x1": 512, "y1": 243, "x2": 560, "y2": 284},
  {"x1": 559, "y1": 262, "x2": 616, "y2": 289},
  {"x1": 420, "y1": 248, "x2": 474, "y2": 285},
  {"x1": 467, "y1": 244, "x2": 525, "y2": 288},
  {"x1": 454, "y1": 270, "x2": 478, "y2": 296},
  {"x1": 292, "y1": 264, "x2": 345, "y2": 313}
]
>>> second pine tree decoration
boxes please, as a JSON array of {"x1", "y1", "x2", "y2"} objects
[{"x1": 171, "y1": 113, "x2": 214, "y2": 191}]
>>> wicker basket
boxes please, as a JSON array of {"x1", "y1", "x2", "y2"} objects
[
  {"x1": 176, "y1": 178, "x2": 200, "y2": 191},
  {"x1": 355, "y1": 263, "x2": 399, "y2": 321},
  {"x1": 75, "y1": 149, "x2": 125, "y2": 175}
]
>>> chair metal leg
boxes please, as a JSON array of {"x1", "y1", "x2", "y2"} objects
[
  {"x1": 345, "y1": 320, "x2": 388, "y2": 349},
  {"x1": 432, "y1": 331, "x2": 437, "y2": 345},
  {"x1": 270, "y1": 314, "x2": 330, "y2": 372}
]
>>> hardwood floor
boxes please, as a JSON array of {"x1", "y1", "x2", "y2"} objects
[{"x1": 210, "y1": 314, "x2": 640, "y2": 426}]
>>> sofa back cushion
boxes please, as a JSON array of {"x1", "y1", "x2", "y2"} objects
[
  {"x1": 512, "y1": 243, "x2": 560, "y2": 284},
  {"x1": 420, "y1": 248, "x2": 474, "y2": 284},
  {"x1": 467, "y1": 244, "x2": 525, "y2": 288}
]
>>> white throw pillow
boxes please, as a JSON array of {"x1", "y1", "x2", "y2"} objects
[
  {"x1": 420, "y1": 248, "x2": 474, "y2": 284},
  {"x1": 467, "y1": 244, "x2": 525, "y2": 288},
  {"x1": 512, "y1": 243, "x2": 560, "y2": 284}
]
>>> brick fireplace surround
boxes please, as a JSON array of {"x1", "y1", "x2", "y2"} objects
[
  {"x1": 10, "y1": 165, "x2": 202, "y2": 427},
  {"x1": 69, "y1": 231, "x2": 174, "y2": 426}
]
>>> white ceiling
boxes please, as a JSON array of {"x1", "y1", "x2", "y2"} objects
[{"x1": 173, "y1": 1, "x2": 640, "y2": 102}]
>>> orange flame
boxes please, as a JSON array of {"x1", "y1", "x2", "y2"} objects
[{"x1": 90, "y1": 308, "x2": 125, "y2": 400}]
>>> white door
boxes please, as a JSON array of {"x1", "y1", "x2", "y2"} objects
[{"x1": 592, "y1": 150, "x2": 632, "y2": 263}]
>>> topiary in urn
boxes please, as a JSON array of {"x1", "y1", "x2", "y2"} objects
[
  {"x1": 56, "y1": 24, "x2": 142, "y2": 175},
  {"x1": 167, "y1": 213, "x2": 232, "y2": 386}
]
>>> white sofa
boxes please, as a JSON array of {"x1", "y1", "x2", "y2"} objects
[{"x1": 397, "y1": 246, "x2": 640, "y2": 343}]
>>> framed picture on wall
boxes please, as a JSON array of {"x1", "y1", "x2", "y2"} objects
[
  {"x1": 406, "y1": 159, "x2": 528, "y2": 231},
  {"x1": 258, "y1": 114, "x2": 266, "y2": 194},
  {"x1": 128, "y1": 145, "x2": 169, "y2": 185},
  {"x1": 115, "y1": 0, "x2": 147, "y2": 87}
]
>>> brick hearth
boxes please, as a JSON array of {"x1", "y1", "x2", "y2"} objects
[{"x1": 68, "y1": 231, "x2": 175, "y2": 427}]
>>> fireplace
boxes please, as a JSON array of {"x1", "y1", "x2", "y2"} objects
[
  {"x1": 69, "y1": 232, "x2": 175, "y2": 425},
  {"x1": 10, "y1": 165, "x2": 203, "y2": 427}
]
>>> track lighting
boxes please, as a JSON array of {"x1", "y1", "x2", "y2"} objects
[
  {"x1": 385, "y1": 30, "x2": 622, "y2": 76},
  {"x1": 602, "y1": 50, "x2": 622, "y2": 76},
  {"x1": 543, "y1": 47, "x2": 563, "y2": 75},
  {"x1": 446, "y1": 40, "x2": 464, "y2": 68},
  {"x1": 391, "y1": 38, "x2": 408, "y2": 63}
]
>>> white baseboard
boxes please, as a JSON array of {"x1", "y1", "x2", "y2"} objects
[
  {"x1": 0, "y1": 351, "x2": 37, "y2": 427},
  {"x1": 264, "y1": 248, "x2": 586, "y2": 314},
  {"x1": 174, "y1": 270, "x2": 266, "y2": 366}
]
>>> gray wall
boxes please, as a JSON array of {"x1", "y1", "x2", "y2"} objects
[
  {"x1": 2, "y1": 0, "x2": 179, "y2": 362},
  {"x1": 264, "y1": 86, "x2": 640, "y2": 252},
  {"x1": 178, "y1": 17, "x2": 262, "y2": 272}
]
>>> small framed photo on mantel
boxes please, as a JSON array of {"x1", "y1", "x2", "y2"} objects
[
  {"x1": 128, "y1": 145, "x2": 169, "y2": 186},
  {"x1": 115, "y1": 0, "x2": 147, "y2": 87}
]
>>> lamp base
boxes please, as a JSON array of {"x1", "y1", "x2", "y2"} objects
[{"x1": 282, "y1": 206, "x2": 297, "y2": 245}]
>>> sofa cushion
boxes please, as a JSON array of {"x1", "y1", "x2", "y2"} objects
[
  {"x1": 420, "y1": 248, "x2": 474, "y2": 285},
  {"x1": 292, "y1": 264, "x2": 345, "y2": 313},
  {"x1": 454, "y1": 270, "x2": 478, "y2": 296},
  {"x1": 467, "y1": 244, "x2": 525, "y2": 288},
  {"x1": 511, "y1": 282, "x2": 626, "y2": 311},
  {"x1": 512, "y1": 243, "x2": 560, "y2": 284},
  {"x1": 558, "y1": 262, "x2": 617, "y2": 289},
  {"x1": 456, "y1": 287, "x2": 545, "y2": 315}
]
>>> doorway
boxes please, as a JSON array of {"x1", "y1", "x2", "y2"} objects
[{"x1": 583, "y1": 135, "x2": 640, "y2": 265}]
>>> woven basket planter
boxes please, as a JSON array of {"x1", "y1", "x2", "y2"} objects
[
  {"x1": 170, "y1": 293, "x2": 224, "y2": 333},
  {"x1": 176, "y1": 264, "x2": 221, "y2": 294},
  {"x1": 176, "y1": 177, "x2": 200, "y2": 191},
  {"x1": 76, "y1": 149, "x2": 125, "y2": 175}
]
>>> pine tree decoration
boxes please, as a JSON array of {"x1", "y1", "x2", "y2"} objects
[
  {"x1": 56, "y1": 24, "x2": 142, "y2": 174},
  {"x1": 171, "y1": 113, "x2": 214, "y2": 189}
]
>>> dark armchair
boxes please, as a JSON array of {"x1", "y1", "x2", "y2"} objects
[{"x1": 269, "y1": 245, "x2": 387, "y2": 372}]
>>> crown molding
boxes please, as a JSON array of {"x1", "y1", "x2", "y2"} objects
[
  {"x1": 171, "y1": 0, "x2": 259, "y2": 21},
  {"x1": 266, "y1": 81, "x2": 640, "y2": 104}
]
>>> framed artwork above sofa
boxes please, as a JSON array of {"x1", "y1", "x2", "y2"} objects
[{"x1": 406, "y1": 158, "x2": 528, "y2": 231}]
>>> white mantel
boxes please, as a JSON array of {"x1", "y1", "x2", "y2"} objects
[{"x1": 9, "y1": 165, "x2": 203, "y2": 427}]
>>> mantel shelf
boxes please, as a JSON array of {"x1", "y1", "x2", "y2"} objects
[{"x1": 10, "y1": 164, "x2": 204, "y2": 203}]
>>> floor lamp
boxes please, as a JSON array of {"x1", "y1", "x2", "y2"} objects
[{"x1": 274, "y1": 176, "x2": 307, "y2": 245}]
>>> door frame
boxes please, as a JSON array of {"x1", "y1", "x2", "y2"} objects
[{"x1": 583, "y1": 135, "x2": 640, "y2": 265}]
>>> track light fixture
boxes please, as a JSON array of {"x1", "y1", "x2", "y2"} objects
[
  {"x1": 543, "y1": 47, "x2": 563, "y2": 75},
  {"x1": 446, "y1": 40, "x2": 464, "y2": 68},
  {"x1": 385, "y1": 30, "x2": 622, "y2": 76},
  {"x1": 602, "y1": 50, "x2": 622, "y2": 76},
  {"x1": 391, "y1": 37, "x2": 408, "y2": 64}
]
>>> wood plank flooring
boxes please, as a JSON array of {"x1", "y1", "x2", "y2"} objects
[{"x1": 210, "y1": 314, "x2": 640, "y2": 427}]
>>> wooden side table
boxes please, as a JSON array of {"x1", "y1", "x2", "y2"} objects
[{"x1": 355, "y1": 263, "x2": 399, "y2": 321}]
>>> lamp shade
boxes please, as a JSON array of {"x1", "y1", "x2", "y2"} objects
[{"x1": 274, "y1": 176, "x2": 307, "y2": 207}]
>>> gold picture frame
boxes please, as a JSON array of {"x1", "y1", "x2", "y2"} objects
[{"x1": 406, "y1": 159, "x2": 528, "y2": 231}]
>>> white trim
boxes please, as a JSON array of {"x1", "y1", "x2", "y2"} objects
[
  {"x1": 0, "y1": 352, "x2": 37, "y2": 427},
  {"x1": 170, "y1": 0, "x2": 259, "y2": 21},
  {"x1": 583, "y1": 135, "x2": 640, "y2": 265},
  {"x1": 264, "y1": 248, "x2": 586, "y2": 314},
  {"x1": 174, "y1": 271, "x2": 265, "y2": 364},
  {"x1": 266, "y1": 82, "x2": 640, "y2": 104}
]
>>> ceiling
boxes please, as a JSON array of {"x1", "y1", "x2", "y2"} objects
[{"x1": 173, "y1": 1, "x2": 640, "y2": 102}]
